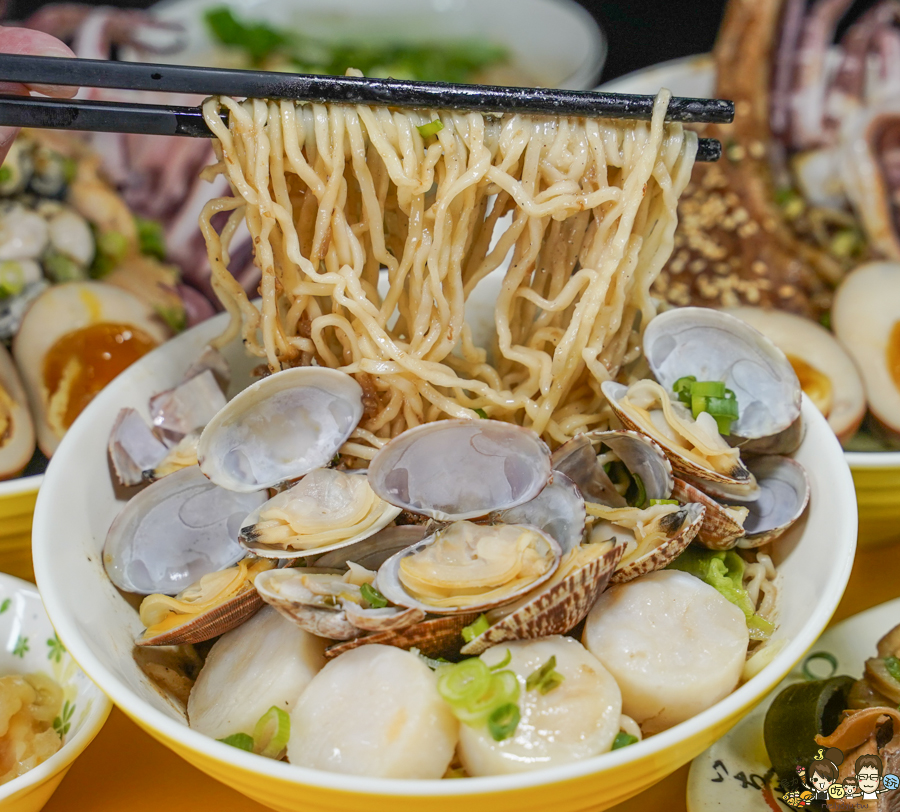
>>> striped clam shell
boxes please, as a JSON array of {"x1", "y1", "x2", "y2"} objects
[
  {"x1": 609, "y1": 502, "x2": 706, "y2": 585},
  {"x1": 671, "y1": 478, "x2": 747, "y2": 550},
  {"x1": 459, "y1": 541, "x2": 625, "y2": 656},
  {"x1": 323, "y1": 613, "x2": 480, "y2": 661},
  {"x1": 137, "y1": 587, "x2": 263, "y2": 647}
]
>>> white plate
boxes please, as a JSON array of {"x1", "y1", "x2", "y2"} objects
[{"x1": 686, "y1": 597, "x2": 900, "y2": 812}]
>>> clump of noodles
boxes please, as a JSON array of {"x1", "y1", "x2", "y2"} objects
[
  {"x1": 199, "y1": 87, "x2": 697, "y2": 456},
  {"x1": 742, "y1": 550, "x2": 784, "y2": 681}
]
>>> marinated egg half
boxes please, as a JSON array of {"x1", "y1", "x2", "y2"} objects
[
  {"x1": 0, "y1": 342, "x2": 35, "y2": 478},
  {"x1": 13, "y1": 281, "x2": 169, "y2": 457}
]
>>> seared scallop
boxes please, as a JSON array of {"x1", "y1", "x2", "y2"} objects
[
  {"x1": 725, "y1": 306, "x2": 866, "y2": 444},
  {"x1": 13, "y1": 281, "x2": 169, "y2": 456},
  {"x1": 832, "y1": 262, "x2": 900, "y2": 441},
  {"x1": 0, "y1": 343, "x2": 35, "y2": 478}
]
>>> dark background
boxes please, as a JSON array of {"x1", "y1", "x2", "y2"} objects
[{"x1": 4, "y1": 0, "x2": 731, "y2": 82}]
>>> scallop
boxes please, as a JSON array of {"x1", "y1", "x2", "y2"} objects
[
  {"x1": 187, "y1": 607, "x2": 327, "y2": 742},
  {"x1": 103, "y1": 465, "x2": 267, "y2": 595},
  {"x1": 198, "y1": 366, "x2": 364, "y2": 492},
  {"x1": 13, "y1": 281, "x2": 169, "y2": 457},
  {"x1": 0, "y1": 343, "x2": 35, "y2": 479},
  {"x1": 583, "y1": 570, "x2": 749, "y2": 734},
  {"x1": 643, "y1": 307, "x2": 802, "y2": 440},
  {"x1": 725, "y1": 306, "x2": 866, "y2": 444},
  {"x1": 287, "y1": 645, "x2": 458, "y2": 779},
  {"x1": 458, "y1": 637, "x2": 622, "y2": 776},
  {"x1": 367, "y1": 419, "x2": 552, "y2": 521},
  {"x1": 832, "y1": 262, "x2": 900, "y2": 441}
]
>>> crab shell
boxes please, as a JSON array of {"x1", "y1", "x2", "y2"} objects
[
  {"x1": 254, "y1": 568, "x2": 426, "y2": 641},
  {"x1": 671, "y1": 478, "x2": 748, "y2": 550},
  {"x1": 459, "y1": 539, "x2": 625, "y2": 656},
  {"x1": 137, "y1": 587, "x2": 265, "y2": 647},
  {"x1": 608, "y1": 502, "x2": 706, "y2": 585},
  {"x1": 323, "y1": 613, "x2": 481, "y2": 661},
  {"x1": 601, "y1": 380, "x2": 756, "y2": 493}
]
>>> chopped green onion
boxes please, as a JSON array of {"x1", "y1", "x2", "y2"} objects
[
  {"x1": 452, "y1": 669, "x2": 519, "y2": 725},
  {"x1": 461, "y1": 614, "x2": 489, "y2": 643},
  {"x1": 437, "y1": 658, "x2": 492, "y2": 706},
  {"x1": 253, "y1": 706, "x2": 290, "y2": 759},
  {"x1": 0, "y1": 166, "x2": 11, "y2": 185},
  {"x1": 884, "y1": 656, "x2": 900, "y2": 684},
  {"x1": 410, "y1": 647, "x2": 450, "y2": 670},
  {"x1": 417, "y1": 119, "x2": 444, "y2": 138},
  {"x1": 217, "y1": 732, "x2": 254, "y2": 751},
  {"x1": 62, "y1": 157, "x2": 77, "y2": 184},
  {"x1": 525, "y1": 655, "x2": 565, "y2": 694},
  {"x1": 489, "y1": 649, "x2": 512, "y2": 671},
  {"x1": 90, "y1": 228, "x2": 128, "y2": 278},
  {"x1": 802, "y1": 651, "x2": 839, "y2": 681},
  {"x1": 0, "y1": 261, "x2": 25, "y2": 298},
  {"x1": 487, "y1": 703, "x2": 520, "y2": 741},
  {"x1": 628, "y1": 472, "x2": 647, "y2": 509},
  {"x1": 649, "y1": 499, "x2": 679, "y2": 506},
  {"x1": 748, "y1": 614, "x2": 775, "y2": 641},
  {"x1": 612, "y1": 731, "x2": 638, "y2": 750},
  {"x1": 44, "y1": 250, "x2": 86, "y2": 284},
  {"x1": 672, "y1": 376, "x2": 696, "y2": 404},
  {"x1": 473, "y1": 408, "x2": 488, "y2": 419},
  {"x1": 135, "y1": 216, "x2": 166, "y2": 261},
  {"x1": 690, "y1": 380, "x2": 726, "y2": 398},
  {"x1": 360, "y1": 583, "x2": 388, "y2": 609}
]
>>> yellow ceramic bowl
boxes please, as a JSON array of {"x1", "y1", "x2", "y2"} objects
[
  {"x1": 603, "y1": 55, "x2": 900, "y2": 548},
  {"x1": 0, "y1": 477, "x2": 41, "y2": 583},
  {"x1": 32, "y1": 311, "x2": 857, "y2": 812},
  {"x1": 0, "y1": 572, "x2": 111, "y2": 812}
]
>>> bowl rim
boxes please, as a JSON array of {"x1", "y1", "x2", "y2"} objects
[
  {"x1": 0, "y1": 571, "x2": 112, "y2": 803},
  {"x1": 33, "y1": 328, "x2": 857, "y2": 799},
  {"x1": 0, "y1": 474, "x2": 41, "y2": 500}
]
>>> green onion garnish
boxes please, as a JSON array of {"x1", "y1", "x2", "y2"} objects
[
  {"x1": 410, "y1": 647, "x2": 451, "y2": 670},
  {"x1": 417, "y1": 119, "x2": 444, "y2": 138},
  {"x1": 217, "y1": 732, "x2": 254, "y2": 751},
  {"x1": 437, "y1": 658, "x2": 492, "y2": 705},
  {"x1": 629, "y1": 473, "x2": 647, "y2": 509},
  {"x1": 135, "y1": 216, "x2": 166, "y2": 261},
  {"x1": 473, "y1": 408, "x2": 488, "y2": 419},
  {"x1": 253, "y1": 706, "x2": 291, "y2": 759},
  {"x1": 802, "y1": 651, "x2": 839, "y2": 681},
  {"x1": 612, "y1": 731, "x2": 638, "y2": 750},
  {"x1": 452, "y1": 669, "x2": 519, "y2": 725},
  {"x1": 884, "y1": 656, "x2": 900, "y2": 684},
  {"x1": 0, "y1": 166, "x2": 11, "y2": 184},
  {"x1": 525, "y1": 655, "x2": 565, "y2": 695},
  {"x1": 436, "y1": 659, "x2": 520, "y2": 728},
  {"x1": 461, "y1": 614, "x2": 489, "y2": 643},
  {"x1": 360, "y1": 583, "x2": 388, "y2": 609},
  {"x1": 489, "y1": 649, "x2": 512, "y2": 671},
  {"x1": 673, "y1": 377, "x2": 740, "y2": 435},
  {"x1": 649, "y1": 499, "x2": 679, "y2": 506},
  {"x1": 487, "y1": 703, "x2": 520, "y2": 742},
  {"x1": 0, "y1": 261, "x2": 25, "y2": 298},
  {"x1": 672, "y1": 376, "x2": 696, "y2": 404}
]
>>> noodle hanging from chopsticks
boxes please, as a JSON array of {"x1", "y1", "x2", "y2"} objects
[{"x1": 199, "y1": 88, "x2": 697, "y2": 455}]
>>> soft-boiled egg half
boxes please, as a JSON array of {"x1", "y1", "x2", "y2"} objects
[
  {"x1": 0, "y1": 342, "x2": 35, "y2": 478},
  {"x1": 13, "y1": 281, "x2": 169, "y2": 457}
]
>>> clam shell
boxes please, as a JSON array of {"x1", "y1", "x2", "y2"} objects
[
  {"x1": 601, "y1": 380, "x2": 756, "y2": 492},
  {"x1": 735, "y1": 456, "x2": 810, "y2": 547},
  {"x1": 375, "y1": 522, "x2": 562, "y2": 616},
  {"x1": 733, "y1": 415, "x2": 804, "y2": 456},
  {"x1": 313, "y1": 524, "x2": 431, "y2": 570},
  {"x1": 609, "y1": 503, "x2": 706, "y2": 584},
  {"x1": 671, "y1": 478, "x2": 747, "y2": 550},
  {"x1": 642, "y1": 307, "x2": 802, "y2": 440},
  {"x1": 198, "y1": 366, "x2": 364, "y2": 492},
  {"x1": 459, "y1": 541, "x2": 625, "y2": 656},
  {"x1": 323, "y1": 613, "x2": 481, "y2": 661},
  {"x1": 137, "y1": 588, "x2": 263, "y2": 647},
  {"x1": 367, "y1": 419, "x2": 551, "y2": 521}
]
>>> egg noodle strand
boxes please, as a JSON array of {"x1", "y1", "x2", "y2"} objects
[{"x1": 199, "y1": 87, "x2": 697, "y2": 455}]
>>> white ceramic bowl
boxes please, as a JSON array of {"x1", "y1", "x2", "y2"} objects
[
  {"x1": 32, "y1": 305, "x2": 857, "y2": 812},
  {"x1": 0, "y1": 572, "x2": 111, "y2": 812},
  {"x1": 149, "y1": 0, "x2": 607, "y2": 90}
]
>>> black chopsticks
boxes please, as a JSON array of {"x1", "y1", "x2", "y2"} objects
[{"x1": 0, "y1": 54, "x2": 731, "y2": 161}]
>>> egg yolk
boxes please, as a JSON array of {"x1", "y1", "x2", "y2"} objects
[
  {"x1": 890, "y1": 321, "x2": 900, "y2": 394},
  {"x1": 787, "y1": 354, "x2": 833, "y2": 417},
  {"x1": 42, "y1": 322, "x2": 157, "y2": 435},
  {"x1": 0, "y1": 385, "x2": 12, "y2": 448}
]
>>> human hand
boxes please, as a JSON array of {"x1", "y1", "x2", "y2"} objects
[{"x1": 0, "y1": 26, "x2": 76, "y2": 160}]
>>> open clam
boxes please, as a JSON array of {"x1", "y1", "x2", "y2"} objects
[
  {"x1": 255, "y1": 567, "x2": 425, "y2": 641},
  {"x1": 586, "y1": 501, "x2": 706, "y2": 584},
  {"x1": 103, "y1": 464, "x2": 267, "y2": 595},
  {"x1": 551, "y1": 429, "x2": 673, "y2": 509},
  {"x1": 137, "y1": 557, "x2": 275, "y2": 646},
  {"x1": 313, "y1": 524, "x2": 431, "y2": 571},
  {"x1": 198, "y1": 367, "x2": 364, "y2": 492},
  {"x1": 459, "y1": 538, "x2": 625, "y2": 656},
  {"x1": 733, "y1": 456, "x2": 811, "y2": 548},
  {"x1": 642, "y1": 307, "x2": 802, "y2": 442},
  {"x1": 375, "y1": 521, "x2": 562, "y2": 615},
  {"x1": 366, "y1": 419, "x2": 551, "y2": 521},
  {"x1": 601, "y1": 379, "x2": 757, "y2": 496},
  {"x1": 239, "y1": 468, "x2": 402, "y2": 558},
  {"x1": 670, "y1": 478, "x2": 748, "y2": 550}
]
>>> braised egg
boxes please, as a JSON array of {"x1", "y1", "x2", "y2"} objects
[{"x1": 0, "y1": 342, "x2": 35, "y2": 478}]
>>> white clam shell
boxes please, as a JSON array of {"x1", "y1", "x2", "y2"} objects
[
  {"x1": 198, "y1": 366, "x2": 364, "y2": 492},
  {"x1": 643, "y1": 307, "x2": 801, "y2": 440},
  {"x1": 735, "y1": 456, "x2": 811, "y2": 547},
  {"x1": 367, "y1": 419, "x2": 551, "y2": 521}
]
